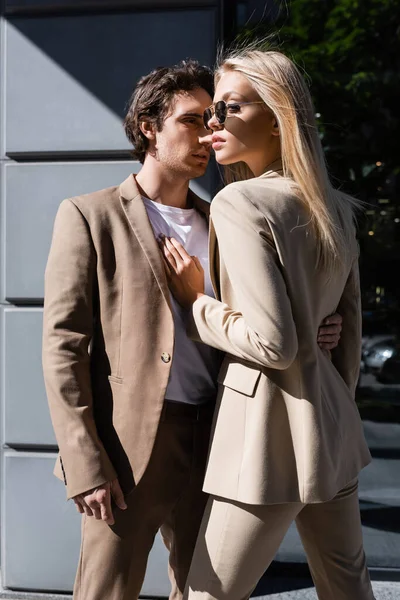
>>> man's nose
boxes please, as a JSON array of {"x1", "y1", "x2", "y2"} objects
[{"x1": 199, "y1": 131, "x2": 212, "y2": 148}]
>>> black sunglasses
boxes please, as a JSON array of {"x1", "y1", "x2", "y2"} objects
[{"x1": 203, "y1": 100, "x2": 264, "y2": 130}]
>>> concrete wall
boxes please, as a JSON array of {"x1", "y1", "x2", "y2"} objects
[{"x1": 0, "y1": 1, "x2": 220, "y2": 593}]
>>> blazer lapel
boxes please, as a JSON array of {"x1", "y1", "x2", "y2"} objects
[{"x1": 119, "y1": 174, "x2": 172, "y2": 310}]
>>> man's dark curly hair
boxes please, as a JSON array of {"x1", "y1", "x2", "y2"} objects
[{"x1": 124, "y1": 60, "x2": 214, "y2": 163}]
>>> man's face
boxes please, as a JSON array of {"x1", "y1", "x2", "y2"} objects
[{"x1": 153, "y1": 88, "x2": 212, "y2": 179}]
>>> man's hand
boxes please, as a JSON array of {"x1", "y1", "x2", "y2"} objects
[
  {"x1": 317, "y1": 313, "x2": 342, "y2": 351},
  {"x1": 73, "y1": 478, "x2": 127, "y2": 525}
]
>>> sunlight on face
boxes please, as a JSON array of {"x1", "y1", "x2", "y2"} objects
[
  {"x1": 211, "y1": 71, "x2": 279, "y2": 176},
  {"x1": 154, "y1": 88, "x2": 212, "y2": 180}
]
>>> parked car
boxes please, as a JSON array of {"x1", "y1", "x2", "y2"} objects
[
  {"x1": 361, "y1": 309, "x2": 400, "y2": 375},
  {"x1": 361, "y1": 335, "x2": 396, "y2": 373},
  {"x1": 377, "y1": 347, "x2": 400, "y2": 384},
  {"x1": 363, "y1": 339, "x2": 396, "y2": 375}
]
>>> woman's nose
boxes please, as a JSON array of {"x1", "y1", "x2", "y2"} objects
[{"x1": 207, "y1": 113, "x2": 223, "y2": 131}]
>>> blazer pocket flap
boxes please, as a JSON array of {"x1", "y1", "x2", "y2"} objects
[{"x1": 218, "y1": 361, "x2": 261, "y2": 397}]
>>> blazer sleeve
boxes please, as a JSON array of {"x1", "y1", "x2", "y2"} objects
[
  {"x1": 331, "y1": 253, "x2": 362, "y2": 397},
  {"x1": 187, "y1": 187, "x2": 298, "y2": 369},
  {"x1": 42, "y1": 199, "x2": 117, "y2": 499}
]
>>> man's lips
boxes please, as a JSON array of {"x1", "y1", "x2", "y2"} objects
[{"x1": 192, "y1": 152, "x2": 209, "y2": 162}]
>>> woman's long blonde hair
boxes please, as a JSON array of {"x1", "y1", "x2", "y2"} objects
[{"x1": 216, "y1": 48, "x2": 361, "y2": 272}]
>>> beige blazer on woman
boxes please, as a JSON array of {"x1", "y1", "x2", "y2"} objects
[{"x1": 188, "y1": 160, "x2": 371, "y2": 505}]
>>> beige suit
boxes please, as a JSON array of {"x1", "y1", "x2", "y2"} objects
[
  {"x1": 43, "y1": 174, "x2": 211, "y2": 500},
  {"x1": 188, "y1": 162, "x2": 371, "y2": 505},
  {"x1": 184, "y1": 161, "x2": 374, "y2": 599},
  {"x1": 43, "y1": 174, "x2": 216, "y2": 600}
]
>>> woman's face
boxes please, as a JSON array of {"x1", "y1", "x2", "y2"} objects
[{"x1": 207, "y1": 70, "x2": 280, "y2": 176}]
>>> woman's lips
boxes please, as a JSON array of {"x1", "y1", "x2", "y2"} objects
[{"x1": 211, "y1": 135, "x2": 225, "y2": 151}]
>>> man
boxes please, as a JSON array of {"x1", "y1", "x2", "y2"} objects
[{"x1": 43, "y1": 60, "x2": 342, "y2": 600}]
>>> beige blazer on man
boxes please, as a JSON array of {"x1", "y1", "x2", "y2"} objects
[
  {"x1": 187, "y1": 160, "x2": 371, "y2": 505},
  {"x1": 42, "y1": 174, "x2": 210, "y2": 499}
]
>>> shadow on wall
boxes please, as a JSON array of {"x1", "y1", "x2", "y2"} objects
[{"x1": 6, "y1": 9, "x2": 216, "y2": 122}]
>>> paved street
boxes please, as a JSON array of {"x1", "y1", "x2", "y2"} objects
[
  {"x1": 359, "y1": 373, "x2": 400, "y2": 404},
  {"x1": 254, "y1": 580, "x2": 400, "y2": 599},
  {"x1": 1, "y1": 580, "x2": 400, "y2": 599}
]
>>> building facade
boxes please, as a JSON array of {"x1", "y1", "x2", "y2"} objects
[{"x1": 0, "y1": 1, "x2": 233, "y2": 593}]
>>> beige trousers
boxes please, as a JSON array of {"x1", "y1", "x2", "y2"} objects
[
  {"x1": 185, "y1": 478, "x2": 375, "y2": 600},
  {"x1": 73, "y1": 400, "x2": 213, "y2": 600}
]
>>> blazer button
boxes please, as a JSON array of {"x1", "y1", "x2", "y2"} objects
[{"x1": 161, "y1": 352, "x2": 171, "y2": 363}]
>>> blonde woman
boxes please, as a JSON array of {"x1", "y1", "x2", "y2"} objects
[{"x1": 160, "y1": 49, "x2": 374, "y2": 600}]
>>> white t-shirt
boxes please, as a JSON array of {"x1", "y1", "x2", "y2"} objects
[{"x1": 143, "y1": 197, "x2": 220, "y2": 405}]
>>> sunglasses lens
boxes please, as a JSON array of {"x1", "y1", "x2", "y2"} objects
[
  {"x1": 203, "y1": 108, "x2": 213, "y2": 130},
  {"x1": 203, "y1": 101, "x2": 227, "y2": 128},
  {"x1": 215, "y1": 101, "x2": 226, "y2": 124}
]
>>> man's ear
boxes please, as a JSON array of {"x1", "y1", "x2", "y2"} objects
[
  {"x1": 139, "y1": 120, "x2": 156, "y2": 141},
  {"x1": 271, "y1": 116, "x2": 280, "y2": 137}
]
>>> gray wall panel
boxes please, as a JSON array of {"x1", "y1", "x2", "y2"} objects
[
  {"x1": 4, "y1": 161, "x2": 138, "y2": 301},
  {"x1": 0, "y1": 18, "x2": 6, "y2": 159},
  {"x1": 5, "y1": 9, "x2": 216, "y2": 153},
  {"x1": 3, "y1": 161, "x2": 213, "y2": 302},
  {"x1": 0, "y1": 162, "x2": 5, "y2": 303},
  {"x1": 2, "y1": 451, "x2": 80, "y2": 591},
  {"x1": 0, "y1": 5, "x2": 219, "y2": 593},
  {"x1": 1, "y1": 451, "x2": 170, "y2": 593},
  {"x1": 142, "y1": 530, "x2": 170, "y2": 596},
  {"x1": 2, "y1": 307, "x2": 56, "y2": 447}
]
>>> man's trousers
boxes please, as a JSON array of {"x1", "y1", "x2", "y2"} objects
[
  {"x1": 73, "y1": 400, "x2": 214, "y2": 600},
  {"x1": 184, "y1": 478, "x2": 375, "y2": 600}
]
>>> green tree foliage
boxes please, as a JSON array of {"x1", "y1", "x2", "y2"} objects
[{"x1": 240, "y1": 0, "x2": 400, "y2": 307}]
